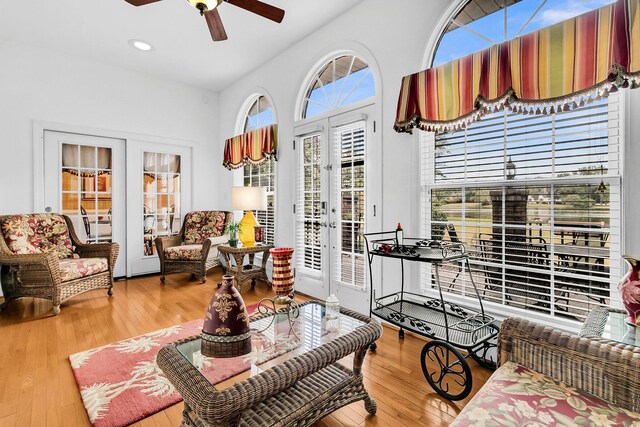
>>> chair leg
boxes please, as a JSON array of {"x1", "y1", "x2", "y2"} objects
[
  {"x1": 107, "y1": 287, "x2": 114, "y2": 296},
  {"x1": 160, "y1": 275, "x2": 165, "y2": 283},
  {"x1": 201, "y1": 275, "x2": 207, "y2": 284},
  {"x1": 51, "y1": 305, "x2": 61, "y2": 316}
]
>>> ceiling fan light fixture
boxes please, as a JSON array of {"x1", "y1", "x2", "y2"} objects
[{"x1": 188, "y1": 0, "x2": 222, "y2": 14}]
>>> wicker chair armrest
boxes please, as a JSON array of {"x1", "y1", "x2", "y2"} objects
[
  {"x1": 75, "y1": 242, "x2": 119, "y2": 267},
  {"x1": 498, "y1": 317, "x2": 640, "y2": 412},
  {"x1": 155, "y1": 235, "x2": 182, "y2": 262},
  {"x1": 157, "y1": 301, "x2": 381, "y2": 425},
  {"x1": 0, "y1": 251, "x2": 58, "y2": 267}
]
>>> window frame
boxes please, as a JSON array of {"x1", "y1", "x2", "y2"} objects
[
  {"x1": 419, "y1": 94, "x2": 625, "y2": 331},
  {"x1": 234, "y1": 94, "x2": 277, "y2": 246}
]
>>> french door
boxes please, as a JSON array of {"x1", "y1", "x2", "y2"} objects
[
  {"x1": 294, "y1": 106, "x2": 379, "y2": 314},
  {"x1": 43, "y1": 131, "x2": 127, "y2": 277},
  {"x1": 126, "y1": 141, "x2": 192, "y2": 276}
]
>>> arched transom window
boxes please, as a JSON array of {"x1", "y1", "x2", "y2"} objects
[
  {"x1": 242, "y1": 95, "x2": 276, "y2": 245},
  {"x1": 433, "y1": 0, "x2": 616, "y2": 66},
  {"x1": 243, "y1": 95, "x2": 274, "y2": 133},
  {"x1": 302, "y1": 55, "x2": 375, "y2": 119}
]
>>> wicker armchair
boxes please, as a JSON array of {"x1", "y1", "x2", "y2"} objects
[
  {"x1": 0, "y1": 214, "x2": 119, "y2": 316},
  {"x1": 155, "y1": 211, "x2": 232, "y2": 284}
]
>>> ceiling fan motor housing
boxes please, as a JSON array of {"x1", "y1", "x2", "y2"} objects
[{"x1": 188, "y1": 0, "x2": 222, "y2": 14}]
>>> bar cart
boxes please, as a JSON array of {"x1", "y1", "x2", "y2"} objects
[{"x1": 365, "y1": 230, "x2": 499, "y2": 400}]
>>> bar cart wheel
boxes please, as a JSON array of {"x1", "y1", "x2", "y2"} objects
[
  {"x1": 398, "y1": 328, "x2": 404, "y2": 339},
  {"x1": 369, "y1": 342, "x2": 377, "y2": 352},
  {"x1": 421, "y1": 340, "x2": 472, "y2": 401},
  {"x1": 469, "y1": 324, "x2": 499, "y2": 370}
]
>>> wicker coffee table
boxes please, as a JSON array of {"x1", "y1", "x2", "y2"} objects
[
  {"x1": 157, "y1": 301, "x2": 382, "y2": 427},
  {"x1": 218, "y1": 244, "x2": 273, "y2": 293}
]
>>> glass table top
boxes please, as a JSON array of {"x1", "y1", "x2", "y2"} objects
[
  {"x1": 601, "y1": 311, "x2": 640, "y2": 347},
  {"x1": 176, "y1": 302, "x2": 367, "y2": 390}
]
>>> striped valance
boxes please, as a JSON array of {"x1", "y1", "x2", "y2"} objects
[
  {"x1": 395, "y1": 0, "x2": 640, "y2": 134},
  {"x1": 223, "y1": 125, "x2": 278, "y2": 170}
]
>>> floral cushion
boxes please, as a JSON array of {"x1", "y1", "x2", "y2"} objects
[
  {"x1": 1, "y1": 214, "x2": 74, "y2": 259},
  {"x1": 451, "y1": 361, "x2": 640, "y2": 427},
  {"x1": 164, "y1": 244, "x2": 204, "y2": 261},
  {"x1": 183, "y1": 211, "x2": 226, "y2": 244},
  {"x1": 58, "y1": 258, "x2": 109, "y2": 282}
]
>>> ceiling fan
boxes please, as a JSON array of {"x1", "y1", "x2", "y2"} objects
[{"x1": 125, "y1": 0, "x2": 285, "y2": 42}]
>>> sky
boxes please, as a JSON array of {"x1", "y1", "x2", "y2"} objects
[{"x1": 433, "y1": 0, "x2": 616, "y2": 66}]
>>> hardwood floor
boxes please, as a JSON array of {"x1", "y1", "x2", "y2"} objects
[{"x1": 0, "y1": 269, "x2": 492, "y2": 426}]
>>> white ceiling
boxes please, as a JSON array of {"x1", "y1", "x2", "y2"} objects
[{"x1": 0, "y1": 0, "x2": 365, "y2": 91}]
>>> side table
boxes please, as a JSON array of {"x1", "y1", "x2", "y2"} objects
[{"x1": 218, "y1": 244, "x2": 274, "y2": 293}]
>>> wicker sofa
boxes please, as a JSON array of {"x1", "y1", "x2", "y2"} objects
[
  {"x1": 0, "y1": 213, "x2": 119, "y2": 315},
  {"x1": 452, "y1": 317, "x2": 640, "y2": 426},
  {"x1": 155, "y1": 211, "x2": 232, "y2": 284}
]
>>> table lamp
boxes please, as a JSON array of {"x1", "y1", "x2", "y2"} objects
[{"x1": 232, "y1": 186, "x2": 267, "y2": 247}]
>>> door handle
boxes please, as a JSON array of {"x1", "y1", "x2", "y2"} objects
[
  {"x1": 329, "y1": 221, "x2": 337, "y2": 229},
  {"x1": 319, "y1": 221, "x2": 328, "y2": 228},
  {"x1": 45, "y1": 206, "x2": 52, "y2": 213}
]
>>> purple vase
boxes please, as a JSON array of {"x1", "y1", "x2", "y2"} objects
[
  {"x1": 619, "y1": 256, "x2": 640, "y2": 325},
  {"x1": 201, "y1": 274, "x2": 252, "y2": 358}
]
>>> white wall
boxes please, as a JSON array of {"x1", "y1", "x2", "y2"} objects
[
  {"x1": 215, "y1": 0, "x2": 451, "y2": 298},
  {"x1": 0, "y1": 39, "x2": 219, "y2": 214}
]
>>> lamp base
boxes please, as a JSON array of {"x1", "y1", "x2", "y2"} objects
[{"x1": 239, "y1": 211, "x2": 258, "y2": 247}]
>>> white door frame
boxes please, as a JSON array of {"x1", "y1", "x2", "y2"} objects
[{"x1": 33, "y1": 120, "x2": 196, "y2": 277}]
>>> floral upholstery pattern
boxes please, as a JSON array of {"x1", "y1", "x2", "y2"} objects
[
  {"x1": 1, "y1": 214, "x2": 74, "y2": 259},
  {"x1": 451, "y1": 361, "x2": 640, "y2": 427},
  {"x1": 58, "y1": 258, "x2": 109, "y2": 282},
  {"x1": 164, "y1": 244, "x2": 204, "y2": 261},
  {"x1": 183, "y1": 211, "x2": 226, "y2": 244}
]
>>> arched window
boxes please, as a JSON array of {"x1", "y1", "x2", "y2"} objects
[
  {"x1": 433, "y1": 0, "x2": 616, "y2": 66},
  {"x1": 241, "y1": 95, "x2": 276, "y2": 245},
  {"x1": 422, "y1": 0, "x2": 622, "y2": 322},
  {"x1": 301, "y1": 55, "x2": 375, "y2": 119}
]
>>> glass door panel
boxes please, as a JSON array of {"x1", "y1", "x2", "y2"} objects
[
  {"x1": 143, "y1": 151, "x2": 181, "y2": 256},
  {"x1": 61, "y1": 143, "x2": 113, "y2": 243}
]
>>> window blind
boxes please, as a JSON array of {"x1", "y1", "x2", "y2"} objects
[
  {"x1": 332, "y1": 122, "x2": 366, "y2": 289},
  {"x1": 243, "y1": 159, "x2": 276, "y2": 245},
  {"x1": 297, "y1": 134, "x2": 323, "y2": 273},
  {"x1": 421, "y1": 95, "x2": 622, "y2": 322}
]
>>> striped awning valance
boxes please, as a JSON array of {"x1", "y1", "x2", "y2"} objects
[
  {"x1": 223, "y1": 125, "x2": 278, "y2": 170},
  {"x1": 395, "y1": 0, "x2": 640, "y2": 134}
]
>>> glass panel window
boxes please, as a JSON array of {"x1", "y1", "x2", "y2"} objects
[
  {"x1": 421, "y1": 97, "x2": 622, "y2": 322},
  {"x1": 302, "y1": 55, "x2": 375, "y2": 119},
  {"x1": 242, "y1": 95, "x2": 276, "y2": 245},
  {"x1": 433, "y1": 0, "x2": 616, "y2": 66},
  {"x1": 143, "y1": 151, "x2": 181, "y2": 256},
  {"x1": 61, "y1": 144, "x2": 113, "y2": 244},
  {"x1": 333, "y1": 123, "x2": 366, "y2": 289},
  {"x1": 298, "y1": 134, "x2": 322, "y2": 271}
]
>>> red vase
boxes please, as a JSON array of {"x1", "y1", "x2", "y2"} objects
[
  {"x1": 201, "y1": 274, "x2": 251, "y2": 358},
  {"x1": 619, "y1": 256, "x2": 640, "y2": 325},
  {"x1": 270, "y1": 247, "x2": 294, "y2": 302}
]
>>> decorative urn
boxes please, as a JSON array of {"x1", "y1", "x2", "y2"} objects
[
  {"x1": 619, "y1": 255, "x2": 640, "y2": 326},
  {"x1": 201, "y1": 274, "x2": 252, "y2": 358},
  {"x1": 270, "y1": 247, "x2": 295, "y2": 303}
]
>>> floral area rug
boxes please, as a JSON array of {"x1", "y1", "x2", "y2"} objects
[{"x1": 69, "y1": 303, "x2": 261, "y2": 427}]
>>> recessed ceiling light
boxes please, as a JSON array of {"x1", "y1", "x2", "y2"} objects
[{"x1": 128, "y1": 39, "x2": 154, "y2": 52}]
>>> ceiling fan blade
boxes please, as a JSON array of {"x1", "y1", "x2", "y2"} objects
[
  {"x1": 225, "y1": 0, "x2": 285, "y2": 23},
  {"x1": 124, "y1": 0, "x2": 162, "y2": 6},
  {"x1": 205, "y1": 9, "x2": 228, "y2": 41}
]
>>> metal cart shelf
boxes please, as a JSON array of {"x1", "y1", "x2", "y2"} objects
[{"x1": 365, "y1": 230, "x2": 499, "y2": 401}]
